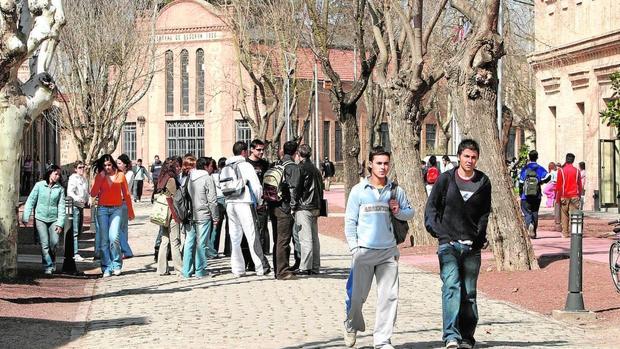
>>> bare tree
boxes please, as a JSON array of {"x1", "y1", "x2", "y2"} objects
[
  {"x1": 445, "y1": 0, "x2": 538, "y2": 270},
  {"x1": 365, "y1": 0, "x2": 448, "y2": 245},
  {"x1": 304, "y1": 0, "x2": 376, "y2": 198},
  {"x1": 0, "y1": 0, "x2": 66, "y2": 278},
  {"x1": 55, "y1": 0, "x2": 158, "y2": 168}
]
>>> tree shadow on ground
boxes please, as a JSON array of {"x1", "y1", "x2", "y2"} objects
[{"x1": 0, "y1": 316, "x2": 148, "y2": 349}]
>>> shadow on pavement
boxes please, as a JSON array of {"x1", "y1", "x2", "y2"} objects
[{"x1": 0, "y1": 316, "x2": 148, "y2": 349}]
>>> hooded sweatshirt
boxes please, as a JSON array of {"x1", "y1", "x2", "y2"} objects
[
  {"x1": 223, "y1": 156, "x2": 263, "y2": 206},
  {"x1": 188, "y1": 169, "x2": 220, "y2": 223}
]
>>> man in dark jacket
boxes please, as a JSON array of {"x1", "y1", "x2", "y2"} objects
[
  {"x1": 321, "y1": 157, "x2": 335, "y2": 191},
  {"x1": 294, "y1": 144, "x2": 324, "y2": 275},
  {"x1": 424, "y1": 139, "x2": 492, "y2": 349},
  {"x1": 247, "y1": 139, "x2": 271, "y2": 255},
  {"x1": 270, "y1": 141, "x2": 300, "y2": 280}
]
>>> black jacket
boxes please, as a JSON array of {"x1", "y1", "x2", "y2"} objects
[
  {"x1": 273, "y1": 154, "x2": 300, "y2": 214},
  {"x1": 424, "y1": 168, "x2": 492, "y2": 249},
  {"x1": 295, "y1": 159, "x2": 324, "y2": 211}
]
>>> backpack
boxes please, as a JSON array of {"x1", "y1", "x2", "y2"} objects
[
  {"x1": 173, "y1": 179, "x2": 192, "y2": 224},
  {"x1": 523, "y1": 167, "x2": 540, "y2": 197},
  {"x1": 219, "y1": 163, "x2": 246, "y2": 197},
  {"x1": 426, "y1": 167, "x2": 439, "y2": 184},
  {"x1": 262, "y1": 160, "x2": 293, "y2": 203}
]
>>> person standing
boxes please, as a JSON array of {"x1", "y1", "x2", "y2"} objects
[
  {"x1": 424, "y1": 139, "x2": 492, "y2": 349},
  {"x1": 156, "y1": 157, "x2": 184, "y2": 275},
  {"x1": 67, "y1": 161, "x2": 89, "y2": 262},
  {"x1": 270, "y1": 141, "x2": 300, "y2": 280},
  {"x1": 21, "y1": 155, "x2": 34, "y2": 195},
  {"x1": 579, "y1": 161, "x2": 586, "y2": 209},
  {"x1": 518, "y1": 150, "x2": 549, "y2": 239},
  {"x1": 150, "y1": 155, "x2": 163, "y2": 203},
  {"x1": 222, "y1": 141, "x2": 271, "y2": 277},
  {"x1": 133, "y1": 159, "x2": 151, "y2": 202},
  {"x1": 556, "y1": 153, "x2": 583, "y2": 238},
  {"x1": 212, "y1": 157, "x2": 230, "y2": 257},
  {"x1": 116, "y1": 154, "x2": 135, "y2": 258},
  {"x1": 343, "y1": 146, "x2": 414, "y2": 349},
  {"x1": 246, "y1": 139, "x2": 271, "y2": 256},
  {"x1": 441, "y1": 155, "x2": 455, "y2": 173},
  {"x1": 22, "y1": 165, "x2": 66, "y2": 275},
  {"x1": 90, "y1": 154, "x2": 135, "y2": 277},
  {"x1": 294, "y1": 144, "x2": 324, "y2": 275},
  {"x1": 425, "y1": 155, "x2": 440, "y2": 195},
  {"x1": 321, "y1": 156, "x2": 336, "y2": 191},
  {"x1": 543, "y1": 162, "x2": 558, "y2": 208},
  {"x1": 183, "y1": 157, "x2": 219, "y2": 278}
]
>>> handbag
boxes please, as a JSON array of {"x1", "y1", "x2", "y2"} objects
[
  {"x1": 319, "y1": 198, "x2": 328, "y2": 217},
  {"x1": 390, "y1": 183, "x2": 409, "y2": 244},
  {"x1": 150, "y1": 193, "x2": 170, "y2": 227}
]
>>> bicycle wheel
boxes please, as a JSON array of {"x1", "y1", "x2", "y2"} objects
[{"x1": 610, "y1": 241, "x2": 620, "y2": 293}]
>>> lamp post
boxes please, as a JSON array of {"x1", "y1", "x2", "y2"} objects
[{"x1": 137, "y1": 116, "x2": 146, "y2": 160}]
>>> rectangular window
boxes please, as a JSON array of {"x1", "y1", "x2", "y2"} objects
[
  {"x1": 425, "y1": 124, "x2": 436, "y2": 154},
  {"x1": 166, "y1": 121, "x2": 204, "y2": 157},
  {"x1": 323, "y1": 121, "x2": 330, "y2": 160},
  {"x1": 165, "y1": 51, "x2": 174, "y2": 114},
  {"x1": 380, "y1": 122, "x2": 391, "y2": 152},
  {"x1": 122, "y1": 122, "x2": 137, "y2": 160},
  {"x1": 236, "y1": 120, "x2": 252, "y2": 148},
  {"x1": 335, "y1": 122, "x2": 342, "y2": 161}
]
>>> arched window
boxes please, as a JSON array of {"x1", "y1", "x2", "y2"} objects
[
  {"x1": 165, "y1": 50, "x2": 174, "y2": 114},
  {"x1": 196, "y1": 49, "x2": 205, "y2": 113},
  {"x1": 180, "y1": 49, "x2": 189, "y2": 114}
]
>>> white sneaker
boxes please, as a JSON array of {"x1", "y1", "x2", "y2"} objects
[
  {"x1": 446, "y1": 340, "x2": 459, "y2": 349},
  {"x1": 73, "y1": 254, "x2": 84, "y2": 262},
  {"x1": 376, "y1": 344, "x2": 395, "y2": 349},
  {"x1": 343, "y1": 328, "x2": 356, "y2": 347},
  {"x1": 44, "y1": 269, "x2": 53, "y2": 275},
  {"x1": 113, "y1": 269, "x2": 122, "y2": 276},
  {"x1": 102, "y1": 271, "x2": 112, "y2": 277}
]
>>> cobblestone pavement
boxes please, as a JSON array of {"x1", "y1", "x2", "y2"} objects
[{"x1": 65, "y1": 204, "x2": 613, "y2": 348}]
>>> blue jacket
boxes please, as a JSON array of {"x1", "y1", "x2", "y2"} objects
[
  {"x1": 519, "y1": 162, "x2": 549, "y2": 200},
  {"x1": 345, "y1": 178, "x2": 414, "y2": 251},
  {"x1": 23, "y1": 180, "x2": 66, "y2": 227}
]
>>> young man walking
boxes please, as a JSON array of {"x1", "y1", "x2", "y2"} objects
[
  {"x1": 343, "y1": 147, "x2": 414, "y2": 349},
  {"x1": 425, "y1": 139, "x2": 492, "y2": 349},
  {"x1": 223, "y1": 141, "x2": 271, "y2": 277},
  {"x1": 518, "y1": 150, "x2": 549, "y2": 239},
  {"x1": 150, "y1": 155, "x2": 162, "y2": 203},
  {"x1": 133, "y1": 159, "x2": 151, "y2": 202},
  {"x1": 321, "y1": 156, "x2": 335, "y2": 191},
  {"x1": 294, "y1": 144, "x2": 324, "y2": 275},
  {"x1": 556, "y1": 153, "x2": 583, "y2": 238}
]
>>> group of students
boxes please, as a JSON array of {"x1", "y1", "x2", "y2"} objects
[{"x1": 343, "y1": 139, "x2": 492, "y2": 349}]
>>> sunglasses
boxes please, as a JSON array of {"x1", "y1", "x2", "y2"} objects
[{"x1": 77, "y1": 166, "x2": 85, "y2": 169}]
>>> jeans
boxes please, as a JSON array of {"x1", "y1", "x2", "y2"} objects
[
  {"x1": 35, "y1": 220, "x2": 60, "y2": 271},
  {"x1": 182, "y1": 220, "x2": 212, "y2": 277},
  {"x1": 72, "y1": 207, "x2": 84, "y2": 255},
  {"x1": 97, "y1": 205, "x2": 123, "y2": 273},
  {"x1": 520, "y1": 197, "x2": 541, "y2": 234},
  {"x1": 295, "y1": 209, "x2": 320, "y2": 272},
  {"x1": 119, "y1": 201, "x2": 133, "y2": 257},
  {"x1": 206, "y1": 218, "x2": 219, "y2": 258},
  {"x1": 438, "y1": 242, "x2": 481, "y2": 346}
]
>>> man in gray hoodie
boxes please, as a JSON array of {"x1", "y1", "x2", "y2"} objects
[
  {"x1": 183, "y1": 157, "x2": 220, "y2": 278},
  {"x1": 222, "y1": 141, "x2": 271, "y2": 277}
]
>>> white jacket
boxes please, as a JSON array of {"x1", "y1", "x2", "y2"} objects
[
  {"x1": 67, "y1": 173, "x2": 89, "y2": 204},
  {"x1": 223, "y1": 156, "x2": 262, "y2": 205}
]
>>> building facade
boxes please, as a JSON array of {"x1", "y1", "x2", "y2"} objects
[{"x1": 529, "y1": 0, "x2": 620, "y2": 210}]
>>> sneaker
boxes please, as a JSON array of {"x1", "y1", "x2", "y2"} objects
[
  {"x1": 460, "y1": 342, "x2": 473, "y2": 349},
  {"x1": 376, "y1": 344, "x2": 394, "y2": 349},
  {"x1": 446, "y1": 341, "x2": 459, "y2": 349},
  {"x1": 343, "y1": 329, "x2": 356, "y2": 347},
  {"x1": 102, "y1": 271, "x2": 112, "y2": 278},
  {"x1": 113, "y1": 269, "x2": 122, "y2": 276},
  {"x1": 528, "y1": 224, "x2": 536, "y2": 239},
  {"x1": 44, "y1": 269, "x2": 53, "y2": 275},
  {"x1": 259, "y1": 267, "x2": 272, "y2": 277},
  {"x1": 73, "y1": 254, "x2": 84, "y2": 262},
  {"x1": 232, "y1": 273, "x2": 246, "y2": 278},
  {"x1": 278, "y1": 273, "x2": 297, "y2": 280}
]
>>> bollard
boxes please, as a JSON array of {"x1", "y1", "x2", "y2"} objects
[
  {"x1": 564, "y1": 210, "x2": 585, "y2": 311},
  {"x1": 61, "y1": 197, "x2": 78, "y2": 274},
  {"x1": 593, "y1": 190, "x2": 600, "y2": 212}
]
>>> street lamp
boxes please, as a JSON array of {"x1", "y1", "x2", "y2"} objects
[
  {"x1": 137, "y1": 116, "x2": 146, "y2": 159},
  {"x1": 565, "y1": 210, "x2": 585, "y2": 311}
]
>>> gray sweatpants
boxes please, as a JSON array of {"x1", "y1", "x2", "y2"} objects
[
  {"x1": 344, "y1": 246, "x2": 399, "y2": 347},
  {"x1": 295, "y1": 209, "x2": 320, "y2": 272}
]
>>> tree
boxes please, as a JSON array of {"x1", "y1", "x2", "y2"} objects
[
  {"x1": 600, "y1": 72, "x2": 620, "y2": 133},
  {"x1": 304, "y1": 0, "x2": 376, "y2": 198},
  {"x1": 445, "y1": 0, "x2": 538, "y2": 270},
  {"x1": 55, "y1": 0, "x2": 158, "y2": 168},
  {"x1": 366, "y1": 0, "x2": 448, "y2": 245},
  {"x1": 0, "y1": 0, "x2": 66, "y2": 278}
]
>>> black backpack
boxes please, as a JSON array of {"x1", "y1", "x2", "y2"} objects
[{"x1": 173, "y1": 179, "x2": 192, "y2": 224}]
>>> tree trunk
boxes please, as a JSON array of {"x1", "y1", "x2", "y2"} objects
[
  {"x1": 387, "y1": 100, "x2": 435, "y2": 246},
  {"x1": 340, "y1": 104, "x2": 361, "y2": 202},
  {"x1": 435, "y1": 125, "x2": 449, "y2": 155},
  {"x1": 0, "y1": 99, "x2": 27, "y2": 278},
  {"x1": 456, "y1": 85, "x2": 538, "y2": 271}
]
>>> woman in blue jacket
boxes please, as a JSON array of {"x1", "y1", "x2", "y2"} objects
[{"x1": 22, "y1": 165, "x2": 66, "y2": 275}]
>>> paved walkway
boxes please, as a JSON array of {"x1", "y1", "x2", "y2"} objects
[{"x1": 62, "y1": 204, "x2": 612, "y2": 349}]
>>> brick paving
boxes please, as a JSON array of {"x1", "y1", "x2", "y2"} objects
[{"x1": 61, "y1": 203, "x2": 613, "y2": 348}]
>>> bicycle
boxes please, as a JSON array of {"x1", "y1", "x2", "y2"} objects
[{"x1": 607, "y1": 219, "x2": 620, "y2": 293}]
